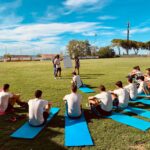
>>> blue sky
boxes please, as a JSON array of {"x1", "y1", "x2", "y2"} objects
[{"x1": 0, "y1": 0, "x2": 150, "y2": 55}]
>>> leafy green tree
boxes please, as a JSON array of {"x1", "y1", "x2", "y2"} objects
[
  {"x1": 4, "y1": 54, "x2": 12, "y2": 61},
  {"x1": 67, "y1": 40, "x2": 92, "y2": 58},
  {"x1": 98, "y1": 46, "x2": 115, "y2": 58}
]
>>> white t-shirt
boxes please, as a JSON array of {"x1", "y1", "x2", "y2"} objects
[
  {"x1": 0, "y1": 91, "x2": 13, "y2": 112},
  {"x1": 64, "y1": 93, "x2": 82, "y2": 117},
  {"x1": 73, "y1": 75, "x2": 82, "y2": 88},
  {"x1": 138, "y1": 81, "x2": 147, "y2": 94},
  {"x1": 95, "y1": 91, "x2": 113, "y2": 112},
  {"x1": 54, "y1": 58, "x2": 61, "y2": 68},
  {"x1": 124, "y1": 83, "x2": 137, "y2": 100},
  {"x1": 114, "y1": 88, "x2": 129, "y2": 108},
  {"x1": 28, "y1": 98, "x2": 48, "y2": 126}
]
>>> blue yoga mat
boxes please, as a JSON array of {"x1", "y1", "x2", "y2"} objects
[
  {"x1": 123, "y1": 106, "x2": 150, "y2": 119},
  {"x1": 131, "y1": 99, "x2": 150, "y2": 105},
  {"x1": 11, "y1": 107, "x2": 60, "y2": 139},
  {"x1": 65, "y1": 113, "x2": 93, "y2": 147},
  {"x1": 107, "y1": 112, "x2": 150, "y2": 131},
  {"x1": 138, "y1": 93, "x2": 150, "y2": 97},
  {"x1": 79, "y1": 86, "x2": 94, "y2": 93}
]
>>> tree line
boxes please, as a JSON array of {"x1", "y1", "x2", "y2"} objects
[{"x1": 67, "y1": 39, "x2": 150, "y2": 58}]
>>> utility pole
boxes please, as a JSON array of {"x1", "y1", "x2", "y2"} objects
[{"x1": 127, "y1": 21, "x2": 130, "y2": 55}]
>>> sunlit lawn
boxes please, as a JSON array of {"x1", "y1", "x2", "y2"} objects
[{"x1": 0, "y1": 57, "x2": 150, "y2": 150}]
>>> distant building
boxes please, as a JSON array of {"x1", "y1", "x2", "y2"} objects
[
  {"x1": 4, "y1": 55, "x2": 32, "y2": 61},
  {"x1": 41, "y1": 54, "x2": 56, "y2": 61}
]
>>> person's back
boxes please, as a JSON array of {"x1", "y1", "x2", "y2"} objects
[
  {"x1": 28, "y1": 90, "x2": 50, "y2": 127},
  {"x1": 73, "y1": 74, "x2": 82, "y2": 88},
  {"x1": 95, "y1": 91, "x2": 112, "y2": 112},
  {"x1": 113, "y1": 81, "x2": 129, "y2": 108},
  {"x1": 138, "y1": 76, "x2": 147, "y2": 94},
  {"x1": 125, "y1": 77, "x2": 138, "y2": 100},
  {"x1": 0, "y1": 91, "x2": 12, "y2": 112},
  {"x1": 64, "y1": 84, "x2": 82, "y2": 118},
  {"x1": 116, "y1": 88, "x2": 129, "y2": 107},
  {"x1": 66, "y1": 93, "x2": 82, "y2": 117},
  {"x1": 28, "y1": 98, "x2": 48, "y2": 126}
]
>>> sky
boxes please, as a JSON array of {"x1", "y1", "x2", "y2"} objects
[{"x1": 0, "y1": 0, "x2": 150, "y2": 55}]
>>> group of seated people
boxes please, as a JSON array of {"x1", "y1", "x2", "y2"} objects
[
  {"x1": 0, "y1": 66, "x2": 150, "y2": 127},
  {"x1": 70, "y1": 66, "x2": 150, "y2": 117}
]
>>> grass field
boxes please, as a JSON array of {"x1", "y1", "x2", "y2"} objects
[{"x1": 0, "y1": 57, "x2": 150, "y2": 150}]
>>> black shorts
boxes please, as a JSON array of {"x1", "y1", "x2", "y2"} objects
[{"x1": 57, "y1": 68, "x2": 61, "y2": 72}]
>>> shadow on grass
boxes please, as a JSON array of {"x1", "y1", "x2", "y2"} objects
[{"x1": 0, "y1": 114, "x2": 67, "y2": 150}]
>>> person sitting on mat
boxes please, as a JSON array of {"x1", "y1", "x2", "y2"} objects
[
  {"x1": 72, "y1": 71, "x2": 83, "y2": 88},
  {"x1": 124, "y1": 77, "x2": 138, "y2": 100},
  {"x1": 88, "y1": 85, "x2": 112, "y2": 117},
  {"x1": 0, "y1": 84, "x2": 27, "y2": 113},
  {"x1": 137, "y1": 76, "x2": 149, "y2": 94},
  {"x1": 111, "y1": 81, "x2": 130, "y2": 108},
  {"x1": 144, "y1": 68, "x2": 150, "y2": 90},
  {"x1": 130, "y1": 66, "x2": 143, "y2": 78},
  {"x1": 63, "y1": 84, "x2": 82, "y2": 119},
  {"x1": 28, "y1": 90, "x2": 52, "y2": 127}
]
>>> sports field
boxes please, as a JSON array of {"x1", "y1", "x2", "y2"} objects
[{"x1": 0, "y1": 57, "x2": 150, "y2": 150}]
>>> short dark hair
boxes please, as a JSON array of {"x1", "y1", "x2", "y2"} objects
[
  {"x1": 146, "y1": 68, "x2": 150, "y2": 71},
  {"x1": 115, "y1": 81, "x2": 123, "y2": 88},
  {"x1": 99, "y1": 85, "x2": 106, "y2": 91},
  {"x1": 71, "y1": 83, "x2": 77, "y2": 93},
  {"x1": 56, "y1": 54, "x2": 60, "y2": 58},
  {"x1": 72, "y1": 71, "x2": 77, "y2": 75},
  {"x1": 3, "y1": 84, "x2": 10, "y2": 91},
  {"x1": 133, "y1": 66, "x2": 140, "y2": 71},
  {"x1": 128, "y1": 77, "x2": 133, "y2": 83},
  {"x1": 138, "y1": 76, "x2": 145, "y2": 81},
  {"x1": 35, "y1": 90, "x2": 42, "y2": 98}
]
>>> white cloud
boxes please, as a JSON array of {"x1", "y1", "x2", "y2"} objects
[
  {"x1": 123, "y1": 27, "x2": 150, "y2": 35},
  {"x1": 0, "y1": 22, "x2": 101, "y2": 55},
  {"x1": 63, "y1": 0, "x2": 112, "y2": 14},
  {"x1": 98, "y1": 15, "x2": 117, "y2": 20}
]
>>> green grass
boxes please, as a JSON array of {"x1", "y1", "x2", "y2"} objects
[{"x1": 0, "y1": 57, "x2": 150, "y2": 150}]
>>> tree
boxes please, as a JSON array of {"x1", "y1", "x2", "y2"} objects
[
  {"x1": 97, "y1": 46, "x2": 115, "y2": 58},
  {"x1": 111, "y1": 39, "x2": 122, "y2": 56},
  {"x1": 67, "y1": 40, "x2": 92, "y2": 58},
  {"x1": 4, "y1": 54, "x2": 12, "y2": 61}
]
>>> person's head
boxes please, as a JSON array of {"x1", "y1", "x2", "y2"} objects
[
  {"x1": 35, "y1": 90, "x2": 42, "y2": 98},
  {"x1": 99, "y1": 85, "x2": 106, "y2": 92},
  {"x1": 138, "y1": 76, "x2": 145, "y2": 81},
  {"x1": 133, "y1": 66, "x2": 140, "y2": 71},
  {"x1": 115, "y1": 81, "x2": 123, "y2": 88},
  {"x1": 72, "y1": 71, "x2": 77, "y2": 76},
  {"x1": 75, "y1": 56, "x2": 78, "y2": 59},
  {"x1": 3, "y1": 84, "x2": 10, "y2": 92},
  {"x1": 127, "y1": 77, "x2": 133, "y2": 83},
  {"x1": 71, "y1": 83, "x2": 77, "y2": 93},
  {"x1": 146, "y1": 68, "x2": 150, "y2": 75},
  {"x1": 56, "y1": 54, "x2": 60, "y2": 59}
]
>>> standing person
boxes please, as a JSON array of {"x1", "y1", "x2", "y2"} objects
[
  {"x1": 88, "y1": 85, "x2": 112, "y2": 117},
  {"x1": 54, "y1": 55, "x2": 62, "y2": 79},
  {"x1": 0, "y1": 84, "x2": 27, "y2": 113},
  {"x1": 74, "y1": 56, "x2": 80, "y2": 75},
  {"x1": 52, "y1": 55, "x2": 57, "y2": 79},
  {"x1": 63, "y1": 84, "x2": 82, "y2": 119},
  {"x1": 28, "y1": 90, "x2": 52, "y2": 127}
]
